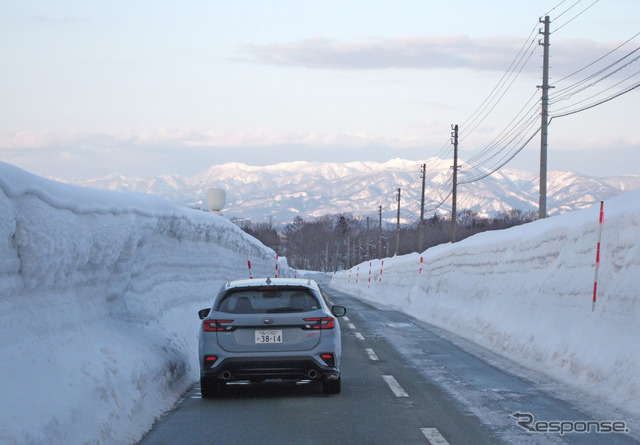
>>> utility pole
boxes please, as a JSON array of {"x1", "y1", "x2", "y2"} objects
[
  {"x1": 418, "y1": 163, "x2": 426, "y2": 252},
  {"x1": 346, "y1": 237, "x2": 350, "y2": 269},
  {"x1": 325, "y1": 242, "x2": 329, "y2": 272},
  {"x1": 395, "y1": 188, "x2": 401, "y2": 255},
  {"x1": 378, "y1": 205, "x2": 382, "y2": 259},
  {"x1": 539, "y1": 15, "x2": 551, "y2": 219},
  {"x1": 451, "y1": 124, "x2": 458, "y2": 243}
]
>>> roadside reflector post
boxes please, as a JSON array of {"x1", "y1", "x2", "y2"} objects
[
  {"x1": 246, "y1": 251, "x2": 253, "y2": 279},
  {"x1": 592, "y1": 201, "x2": 604, "y2": 312}
]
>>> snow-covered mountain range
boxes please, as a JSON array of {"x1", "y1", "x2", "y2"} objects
[{"x1": 66, "y1": 158, "x2": 640, "y2": 224}]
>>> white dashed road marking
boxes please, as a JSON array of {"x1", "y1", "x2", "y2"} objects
[
  {"x1": 382, "y1": 375, "x2": 409, "y2": 397},
  {"x1": 421, "y1": 428, "x2": 450, "y2": 445},
  {"x1": 365, "y1": 348, "x2": 379, "y2": 361},
  {"x1": 341, "y1": 311, "x2": 446, "y2": 444}
]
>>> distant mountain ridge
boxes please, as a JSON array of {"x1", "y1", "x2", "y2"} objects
[{"x1": 67, "y1": 158, "x2": 640, "y2": 224}]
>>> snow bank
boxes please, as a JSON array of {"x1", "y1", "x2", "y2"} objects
[
  {"x1": 0, "y1": 162, "x2": 289, "y2": 444},
  {"x1": 331, "y1": 189, "x2": 640, "y2": 419}
]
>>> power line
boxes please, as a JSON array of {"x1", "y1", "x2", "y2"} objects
[
  {"x1": 543, "y1": 0, "x2": 570, "y2": 17},
  {"x1": 461, "y1": 36, "x2": 539, "y2": 142},
  {"x1": 550, "y1": 46, "x2": 640, "y2": 104},
  {"x1": 554, "y1": 31, "x2": 640, "y2": 84},
  {"x1": 553, "y1": 0, "x2": 584, "y2": 21},
  {"x1": 460, "y1": 24, "x2": 540, "y2": 140},
  {"x1": 459, "y1": 127, "x2": 542, "y2": 185},
  {"x1": 552, "y1": 65, "x2": 640, "y2": 112},
  {"x1": 552, "y1": 0, "x2": 600, "y2": 34},
  {"x1": 550, "y1": 79, "x2": 640, "y2": 119},
  {"x1": 464, "y1": 88, "x2": 540, "y2": 168}
]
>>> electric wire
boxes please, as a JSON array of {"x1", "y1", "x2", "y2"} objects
[
  {"x1": 552, "y1": 0, "x2": 600, "y2": 34},
  {"x1": 552, "y1": 65, "x2": 640, "y2": 113},
  {"x1": 464, "y1": 88, "x2": 540, "y2": 167},
  {"x1": 459, "y1": 127, "x2": 542, "y2": 184},
  {"x1": 459, "y1": 24, "x2": 540, "y2": 141},
  {"x1": 460, "y1": 35, "x2": 539, "y2": 142},
  {"x1": 550, "y1": 79, "x2": 640, "y2": 119},
  {"x1": 552, "y1": 0, "x2": 583, "y2": 21},
  {"x1": 553, "y1": 31, "x2": 640, "y2": 84},
  {"x1": 543, "y1": 0, "x2": 570, "y2": 17},
  {"x1": 550, "y1": 47, "x2": 640, "y2": 103}
]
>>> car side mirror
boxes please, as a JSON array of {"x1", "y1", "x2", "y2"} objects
[
  {"x1": 331, "y1": 305, "x2": 346, "y2": 317},
  {"x1": 198, "y1": 308, "x2": 211, "y2": 320}
]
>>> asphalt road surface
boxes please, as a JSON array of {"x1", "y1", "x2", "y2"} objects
[{"x1": 138, "y1": 284, "x2": 638, "y2": 445}]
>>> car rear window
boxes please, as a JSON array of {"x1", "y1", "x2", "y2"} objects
[{"x1": 217, "y1": 287, "x2": 320, "y2": 314}]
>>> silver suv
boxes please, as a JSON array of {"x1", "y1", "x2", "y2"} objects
[{"x1": 198, "y1": 277, "x2": 346, "y2": 397}]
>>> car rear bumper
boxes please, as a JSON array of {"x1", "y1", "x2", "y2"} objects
[{"x1": 201, "y1": 355, "x2": 340, "y2": 382}]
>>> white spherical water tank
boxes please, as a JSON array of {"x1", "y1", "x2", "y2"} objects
[{"x1": 207, "y1": 189, "x2": 226, "y2": 215}]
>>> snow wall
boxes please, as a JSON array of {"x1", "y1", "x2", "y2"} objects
[
  {"x1": 331, "y1": 189, "x2": 640, "y2": 420},
  {"x1": 0, "y1": 162, "x2": 291, "y2": 444}
]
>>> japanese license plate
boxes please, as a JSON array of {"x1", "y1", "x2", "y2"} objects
[{"x1": 255, "y1": 329, "x2": 282, "y2": 344}]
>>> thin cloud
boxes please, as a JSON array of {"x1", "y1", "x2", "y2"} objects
[
  {"x1": 0, "y1": 128, "x2": 434, "y2": 153},
  {"x1": 237, "y1": 35, "x2": 624, "y2": 75},
  {"x1": 26, "y1": 14, "x2": 89, "y2": 24}
]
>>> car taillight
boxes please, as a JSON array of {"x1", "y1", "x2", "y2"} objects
[
  {"x1": 303, "y1": 317, "x2": 335, "y2": 330},
  {"x1": 202, "y1": 319, "x2": 235, "y2": 332}
]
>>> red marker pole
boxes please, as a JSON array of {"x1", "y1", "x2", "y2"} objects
[
  {"x1": 419, "y1": 256, "x2": 423, "y2": 275},
  {"x1": 592, "y1": 201, "x2": 604, "y2": 312},
  {"x1": 368, "y1": 262, "x2": 372, "y2": 288},
  {"x1": 275, "y1": 254, "x2": 279, "y2": 278},
  {"x1": 246, "y1": 252, "x2": 253, "y2": 279},
  {"x1": 379, "y1": 260, "x2": 384, "y2": 283}
]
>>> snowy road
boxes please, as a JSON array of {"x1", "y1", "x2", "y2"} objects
[{"x1": 138, "y1": 285, "x2": 638, "y2": 445}]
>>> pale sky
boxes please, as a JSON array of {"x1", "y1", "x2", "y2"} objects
[{"x1": 1, "y1": 0, "x2": 639, "y2": 180}]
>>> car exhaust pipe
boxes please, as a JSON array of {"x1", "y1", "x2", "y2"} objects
[
  {"x1": 307, "y1": 369, "x2": 318, "y2": 380},
  {"x1": 220, "y1": 371, "x2": 232, "y2": 380}
]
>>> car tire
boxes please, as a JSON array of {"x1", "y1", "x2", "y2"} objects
[
  {"x1": 201, "y1": 377, "x2": 223, "y2": 398},
  {"x1": 323, "y1": 376, "x2": 341, "y2": 394}
]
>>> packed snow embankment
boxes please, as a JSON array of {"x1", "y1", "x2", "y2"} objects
[
  {"x1": 0, "y1": 162, "x2": 289, "y2": 444},
  {"x1": 331, "y1": 190, "x2": 640, "y2": 419}
]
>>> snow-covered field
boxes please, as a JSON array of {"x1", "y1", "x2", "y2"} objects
[
  {"x1": 2, "y1": 160, "x2": 639, "y2": 444},
  {"x1": 331, "y1": 188, "x2": 640, "y2": 427},
  {"x1": 0, "y1": 162, "x2": 289, "y2": 444}
]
